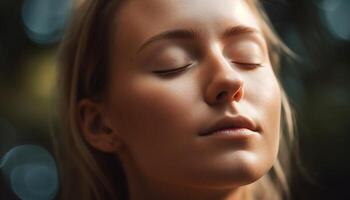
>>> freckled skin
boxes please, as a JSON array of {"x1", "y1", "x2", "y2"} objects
[{"x1": 104, "y1": 0, "x2": 281, "y2": 199}]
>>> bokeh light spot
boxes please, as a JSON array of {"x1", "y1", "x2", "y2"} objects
[
  {"x1": 0, "y1": 145, "x2": 58, "y2": 200},
  {"x1": 21, "y1": 0, "x2": 71, "y2": 44},
  {"x1": 318, "y1": 0, "x2": 350, "y2": 41},
  {"x1": 313, "y1": 0, "x2": 344, "y2": 12},
  {"x1": 10, "y1": 164, "x2": 58, "y2": 200}
]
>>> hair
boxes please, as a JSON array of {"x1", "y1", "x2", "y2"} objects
[{"x1": 53, "y1": 0, "x2": 297, "y2": 200}]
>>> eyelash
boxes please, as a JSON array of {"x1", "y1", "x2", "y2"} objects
[
  {"x1": 152, "y1": 61, "x2": 262, "y2": 76},
  {"x1": 152, "y1": 63, "x2": 193, "y2": 76},
  {"x1": 232, "y1": 61, "x2": 263, "y2": 69}
]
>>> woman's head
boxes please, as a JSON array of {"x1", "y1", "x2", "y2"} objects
[{"x1": 56, "y1": 0, "x2": 294, "y2": 199}]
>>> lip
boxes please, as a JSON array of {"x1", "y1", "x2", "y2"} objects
[{"x1": 199, "y1": 115, "x2": 260, "y2": 137}]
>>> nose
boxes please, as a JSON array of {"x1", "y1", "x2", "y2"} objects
[{"x1": 204, "y1": 55, "x2": 244, "y2": 106}]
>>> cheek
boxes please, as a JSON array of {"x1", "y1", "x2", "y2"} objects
[
  {"x1": 107, "y1": 75, "x2": 198, "y2": 153},
  {"x1": 245, "y1": 68, "x2": 281, "y2": 159}
]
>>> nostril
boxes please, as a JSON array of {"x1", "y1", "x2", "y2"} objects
[{"x1": 216, "y1": 91, "x2": 227, "y2": 101}]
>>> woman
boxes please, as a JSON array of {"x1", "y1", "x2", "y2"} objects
[{"x1": 54, "y1": 0, "x2": 295, "y2": 199}]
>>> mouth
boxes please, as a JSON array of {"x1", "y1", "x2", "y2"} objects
[{"x1": 199, "y1": 115, "x2": 259, "y2": 137}]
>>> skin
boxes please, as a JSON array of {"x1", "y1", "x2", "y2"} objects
[{"x1": 79, "y1": 0, "x2": 281, "y2": 199}]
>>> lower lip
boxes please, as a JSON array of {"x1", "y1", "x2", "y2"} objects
[{"x1": 202, "y1": 128, "x2": 258, "y2": 139}]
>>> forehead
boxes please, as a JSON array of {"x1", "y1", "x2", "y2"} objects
[
  {"x1": 113, "y1": 0, "x2": 261, "y2": 56},
  {"x1": 121, "y1": 0, "x2": 259, "y2": 30}
]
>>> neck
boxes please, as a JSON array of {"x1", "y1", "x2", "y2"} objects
[
  {"x1": 119, "y1": 151, "x2": 253, "y2": 200},
  {"x1": 132, "y1": 182, "x2": 251, "y2": 200},
  {"x1": 130, "y1": 178, "x2": 252, "y2": 200}
]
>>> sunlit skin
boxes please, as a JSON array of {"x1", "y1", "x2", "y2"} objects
[{"x1": 79, "y1": 0, "x2": 282, "y2": 199}]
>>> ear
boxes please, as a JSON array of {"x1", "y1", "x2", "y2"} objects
[{"x1": 78, "y1": 98, "x2": 123, "y2": 153}]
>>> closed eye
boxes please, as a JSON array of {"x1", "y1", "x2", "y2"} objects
[
  {"x1": 152, "y1": 63, "x2": 193, "y2": 76},
  {"x1": 232, "y1": 61, "x2": 263, "y2": 69}
]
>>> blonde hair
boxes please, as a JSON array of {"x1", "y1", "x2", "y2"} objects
[{"x1": 53, "y1": 0, "x2": 296, "y2": 199}]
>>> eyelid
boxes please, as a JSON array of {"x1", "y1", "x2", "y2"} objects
[
  {"x1": 232, "y1": 61, "x2": 264, "y2": 68},
  {"x1": 152, "y1": 63, "x2": 193, "y2": 75}
]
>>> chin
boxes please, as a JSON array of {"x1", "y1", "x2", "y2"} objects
[
  {"x1": 232, "y1": 150, "x2": 273, "y2": 181},
  {"x1": 193, "y1": 151, "x2": 274, "y2": 189}
]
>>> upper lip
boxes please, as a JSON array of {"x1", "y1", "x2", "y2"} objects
[{"x1": 199, "y1": 115, "x2": 259, "y2": 136}]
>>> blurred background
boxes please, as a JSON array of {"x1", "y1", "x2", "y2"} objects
[{"x1": 0, "y1": 0, "x2": 349, "y2": 199}]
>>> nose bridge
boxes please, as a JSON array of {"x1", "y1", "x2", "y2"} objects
[
  {"x1": 206, "y1": 42, "x2": 238, "y2": 77},
  {"x1": 204, "y1": 45, "x2": 244, "y2": 105}
]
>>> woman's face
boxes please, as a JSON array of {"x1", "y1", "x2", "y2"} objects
[{"x1": 105, "y1": 0, "x2": 281, "y2": 193}]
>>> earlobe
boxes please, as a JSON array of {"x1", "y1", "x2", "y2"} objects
[
  {"x1": 78, "y1": 98, "x2": 123, "y2": 153},
  {"x1": 90, "y1": 137, "x2": 123, "y2": 153}
]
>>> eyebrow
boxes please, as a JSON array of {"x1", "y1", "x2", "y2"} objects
[
  {"x1": 137, "y1": 25, "x2": 261, "y2": 53},
  {"x1": 222, "y1": 25, "x2": 261, "y2": 39}
]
